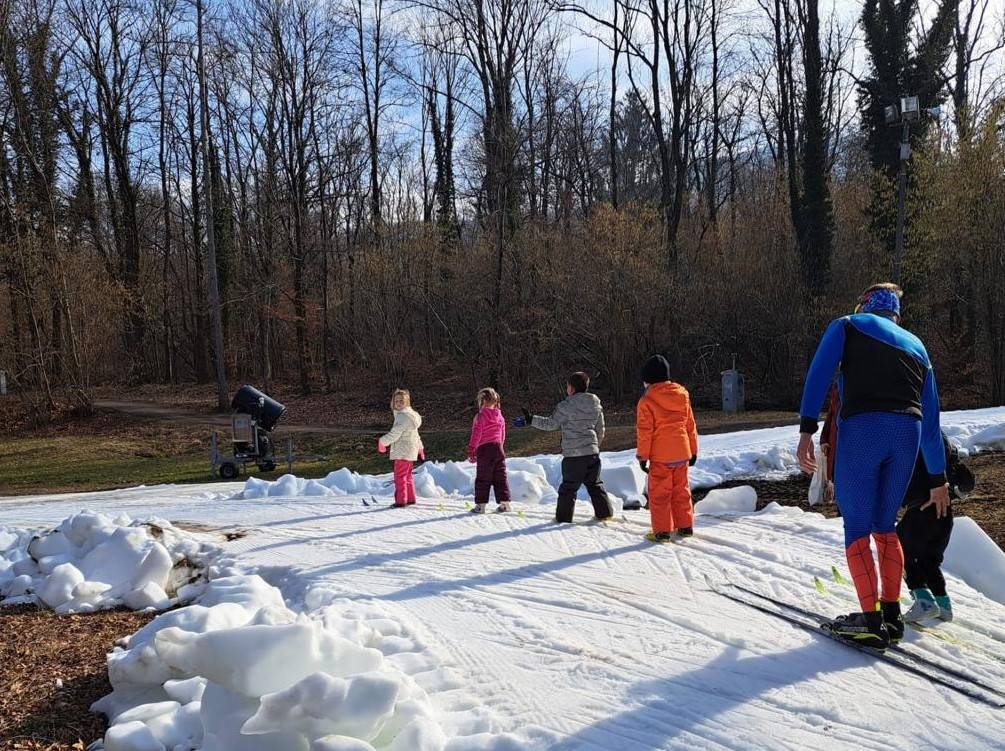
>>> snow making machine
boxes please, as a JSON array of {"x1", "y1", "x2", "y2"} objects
[{"x1": 212, "y1": 385, "x2": 286, "y2": 479}]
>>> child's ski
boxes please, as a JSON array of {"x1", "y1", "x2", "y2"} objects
[{"x1": 705, "y1": 575, "x2": 1005, "y2": 707}]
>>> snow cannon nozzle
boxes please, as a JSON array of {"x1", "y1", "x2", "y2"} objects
[{"x1": 230, "y1": 385, "x2": 286, "y2": 432}]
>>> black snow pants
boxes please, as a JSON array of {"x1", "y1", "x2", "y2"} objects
[
  {"x1": 897, "y1": 503, "x2": 954, "y2": 597},
  {"x1": 556, "y1": 454, "x2": 613, "y2": 523}
]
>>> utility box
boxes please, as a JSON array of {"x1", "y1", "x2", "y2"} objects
[
  {"x1": 721, "y1": 368, "x2": 745, "y2": 413},
  {"x1": 0, "y1": 371, "x2": 6, "y2": 395}
]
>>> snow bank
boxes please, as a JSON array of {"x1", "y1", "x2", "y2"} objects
[
  {"x1": 235, "y1": 407, "x2": 1005, "y2": 503},
  {"x1": 944, "y1": 517, "x2": 1005, "y2": 607},
  {"x1": 95, "y1": 575, "x2": 533, "y2": 751},
  {"x1": 238, "y1": 462, "x2": 637, "y2": 512},
  {"x1": 0, "y1": 512, "x2": 219, "y2": 613}
]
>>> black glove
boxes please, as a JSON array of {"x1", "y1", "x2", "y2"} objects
[
  {"x1": 638, "y1": 459, "x2": 649, "y2": 474},
  {"x1": 689, "y1": 455, "x2": 697, "y2": 467},
  {"x1": 521, "y1": 408, "x2": 532, "y2": 425}
]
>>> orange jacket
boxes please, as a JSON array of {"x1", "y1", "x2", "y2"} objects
[{"x1": 636, "y1": 381, "x2": 698, "y2": 464}]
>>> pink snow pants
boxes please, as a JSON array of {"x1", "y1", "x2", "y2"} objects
[{"x1": 393, "y1": 460, "x2": 416, "y2": 505}]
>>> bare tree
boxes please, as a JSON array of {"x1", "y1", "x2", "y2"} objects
[
  {"x1": 196, "y1": 0, "x2": 229, "y2": 410},
  {"x1": 948, "y1": 0, "x2": 1005, "y2": 139},
  {"x1": 61, "y1": 0, "x2": 152, "y2": 380},
  {"x1": 349, "y1": 0, "x2": 398, "y2": 233}
]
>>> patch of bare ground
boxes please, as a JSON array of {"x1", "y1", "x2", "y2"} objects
[{"x1": 0, "y1": 606, "x2": 155, "y2": 750}]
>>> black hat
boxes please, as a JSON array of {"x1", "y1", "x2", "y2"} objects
[{"x1": 642, "y1": 355, "x2": 670, "y2": 384}]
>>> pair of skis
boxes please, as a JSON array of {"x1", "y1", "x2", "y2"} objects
[
  {"x1": 815, "y1": 566, "x2": 1005, "y2": 668},
  {"x1": 706, "y1": 575, "x2": 1005, "y2": 708}
]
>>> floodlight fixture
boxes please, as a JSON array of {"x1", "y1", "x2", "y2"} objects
[{"x1": 901, "y1": 96, "x2": 921, "y2": 123}]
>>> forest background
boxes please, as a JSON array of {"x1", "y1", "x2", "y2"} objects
[{"x1": 2, "y1": 0, "x2": 1004, "y2": 424}]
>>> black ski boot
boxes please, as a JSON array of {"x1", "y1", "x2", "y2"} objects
[
  {"x1": 825, "y1": 611, "x2": 890, "y2": 651},
  {"x1": 677, "y1": 527, "x2": 693, "y2": 538},
  {"x1": 881, "y1": 600, "x2": 905, "y2": 643}
]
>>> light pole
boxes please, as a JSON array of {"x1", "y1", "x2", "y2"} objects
[{"x1": 884, "y1": 96, "x2": 939, "y2": 284}]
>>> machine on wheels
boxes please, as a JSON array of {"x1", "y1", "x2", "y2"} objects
[{"x1": 212, "y1": 385, "x2": 286, "y2": 479}]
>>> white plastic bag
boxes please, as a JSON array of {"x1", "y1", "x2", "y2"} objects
[{"x1": 807, "y1": 457, "x2": 827, "y2": 506}]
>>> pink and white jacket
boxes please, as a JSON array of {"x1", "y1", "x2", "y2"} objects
[{"x1": 468, "y1": 407, "x2": 506, "y2": 458}]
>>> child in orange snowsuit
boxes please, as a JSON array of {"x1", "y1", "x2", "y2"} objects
[{"x1": 636, "y1": 355, "x2": 698, "y2": 540}]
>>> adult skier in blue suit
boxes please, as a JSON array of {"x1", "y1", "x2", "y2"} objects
[{"x1": 797, "y1": 283, "x2": 951, "y2": 649}]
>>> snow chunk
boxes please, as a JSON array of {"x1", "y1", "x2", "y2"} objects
[
  {"x1": 124, "y1": 581, "x2": 171, "y2": 611},
  {"x1": 200, "y1": 682, "x2": 309, "y2": 751},
  {"x1": 154, "y1": 622, "x2": 384, "y2": 698},
  {"x1": 0, "y1": 529, "x2": 19, "y2": 552},
  {"x1": 312, "y1": 737, "x2": 376, "y2": 751},
  {"x1": 242, "y1": 671, "x2": 400, "y2": 741},
  {"x1": 145, "y1": 701, "x2": 203, "y2": 750},
  {"x1": 383, "y1": 718, "x2": 447, "y2": 751},
  {"x1": 197, "y1": 574, "x2": 287, "y2": 611},
  {"x1": 104, "y1": 720, "x2": 166, "y2": 751},
  {"x1": 944, "y1": 517, "x2": 1005, "y2": 606},
  {"x1": 164, "y1": 676, "x2": 207, "y2": 705},
  {"x1": 694, "y1": 486, "x2": 758, "y2": 515},
  {"x1": 38, "y1": 562, "x2": 84, "y2": 608}
]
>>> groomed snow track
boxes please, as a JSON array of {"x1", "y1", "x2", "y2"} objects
[{"x1": 5, "y1": 479, "x2": 1005, "y2": 750}]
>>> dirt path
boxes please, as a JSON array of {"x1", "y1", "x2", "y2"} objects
[{"x1": 92, "y1": 399, "x2": 378, "y2": 435}]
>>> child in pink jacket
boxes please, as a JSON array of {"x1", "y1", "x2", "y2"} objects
[{"x1": 468, "y1": 388, "x2": 511, "y2": 514}]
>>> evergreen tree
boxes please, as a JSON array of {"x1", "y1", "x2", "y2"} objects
[
  {"x1": 796, "y1": 0, "x2": 835, "y2": 297},
  {"x1": 858, "y1": 0, "x2": 958, "y2": 250},
  {"x1": 611, "y1": 91, "x2": 661, "y2": 207}
]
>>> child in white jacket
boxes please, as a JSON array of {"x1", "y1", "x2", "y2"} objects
[{"x1": 378, "y1": 389, "x2": 425, "y2": 506}]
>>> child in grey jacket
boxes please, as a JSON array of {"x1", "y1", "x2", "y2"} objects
[{"x1": 522, "y1": 372, "x2": 614, "y2": 523}]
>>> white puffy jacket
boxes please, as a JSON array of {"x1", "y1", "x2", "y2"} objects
[{"x1": 380, "y1": 407, "x2": 424, "y2": 461}]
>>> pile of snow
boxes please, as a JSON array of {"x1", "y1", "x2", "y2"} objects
[
  {"x1": 0, "y1": 512, "x2": 219, "y2": 613},
  {"x1": 236, "y1": 407, "x2": 1004, "y2": 503},
  {"x1": 693, "y1": 485, "x2": 758, "y2": 515},
  {"x1": 944, "y1": 517, "x2": 1005, "y2": 607},
  {"x1": 96, "y1": 574, "x2": 531, "y2": 751},
  {"x1": 944, "y1": 407, "x2": 1005, "y2": 455},
  {"x1": 240, "y1": 462, "x2": 639, "y2": 512}
]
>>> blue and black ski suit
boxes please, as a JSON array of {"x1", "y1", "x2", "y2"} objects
[{"x1": 799, "y1": 313, "x2": 946, "y2": 611}]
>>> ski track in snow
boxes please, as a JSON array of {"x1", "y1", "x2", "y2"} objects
[{"x1": 4, "y1": 478, "x2": 1005, "y2": 750}]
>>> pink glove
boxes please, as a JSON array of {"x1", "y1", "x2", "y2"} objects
[
  {"x1": 418, "y1": 449, "x2": 426, "y2": 461},
  {"x1": 377, "y1": 440, "x2": 387, "y2": 454}
]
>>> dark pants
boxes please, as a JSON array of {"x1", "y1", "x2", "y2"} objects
[
  {"x1": 556, "y1": 455, "x2": 613, "y2": 523},
  {"x1": 897, "y1": 503, "x2": 954, "y2": 596},
  {"x1": 475, "y1": 443, "x2": 510, "y2": 504}
]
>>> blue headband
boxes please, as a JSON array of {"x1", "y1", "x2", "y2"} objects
[{"x1": 860, "y1": 288, "x2": 901, "y2": 316}]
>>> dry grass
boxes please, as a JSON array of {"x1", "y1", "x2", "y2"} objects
[{"x1": 0, "y1": 606, "x2": 156, "y2": 750}]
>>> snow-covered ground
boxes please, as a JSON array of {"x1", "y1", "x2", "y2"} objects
[{"x1": 2, "y1": 407, "x2": 1005, "y2": 750}]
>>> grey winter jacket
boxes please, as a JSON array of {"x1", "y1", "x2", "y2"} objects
[{"x1": 531, "y1": 392, "x2": 606, "y2": 457}]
